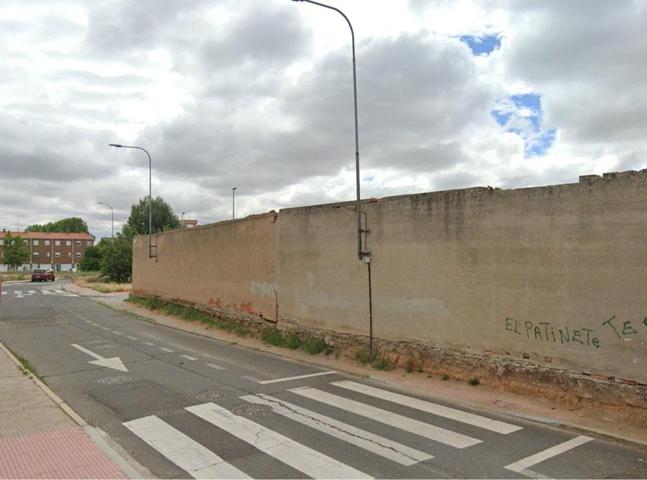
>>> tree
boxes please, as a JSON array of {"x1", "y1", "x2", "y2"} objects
[
  {"x1": 80, "y1": 246, "x2": 101, "y2": 271},
  {"x1": 1, "y1": 233, "x2": 29, "y2": 271},
  {"x1": 127, "y1": 196, "x2": 180, "y2": 235},
  {"x1": 100, "y1": 236, "x2": 132, "y2": 282},
  {"x1": 26, "y1": 217, "x2": 89, "y2": 233},
  {"x1": 80, "y1": 238, "x2": 112, "y2": 272}
]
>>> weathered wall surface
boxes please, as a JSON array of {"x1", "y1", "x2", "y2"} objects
[
  {"x1": 133, "y1": 170, "x2": 647, "y2": 385},
  {"x1": 277, "y1": 171, "x2": 647, "y2": 384},
  {"x1": 133, "y1": 212, "x2": 278, "y2": 320}
]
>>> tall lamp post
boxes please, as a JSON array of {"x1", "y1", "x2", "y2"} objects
[
  {"x1": 292, "y1": 0, "x2": 373, "y2": 354},
  {"x1": 97, "y1": 202, "x2": 114, "y2": 239},
  {"x1": 108, "y1": 143, "x2": 154, "y2": 258},
  {"x1": 232, "y1": 187, "x2": 237, "y2": 220},
  {"x1": 292, "y1": 0, "x2": 365, "y2": 262}
]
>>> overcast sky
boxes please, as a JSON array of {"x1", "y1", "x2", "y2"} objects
[{"x1": 1, "y1": 0, "x2": 645, "y2": 239}]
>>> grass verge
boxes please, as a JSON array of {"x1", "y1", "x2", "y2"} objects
[
  {"x1": 4, "y1": 345, "x2": 44, "y2": 382},
  {"x1": 127, "y1": 295, "x2": 251, "y2": 337}
]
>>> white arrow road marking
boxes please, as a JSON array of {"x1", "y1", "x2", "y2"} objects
[{"x1": 71, "y1": 343, "x2": 128, "y2": 372}]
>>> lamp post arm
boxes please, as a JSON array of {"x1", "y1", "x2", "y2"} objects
[{"x1": 295, "y1": 0, "x2": 363, "y2": 259}]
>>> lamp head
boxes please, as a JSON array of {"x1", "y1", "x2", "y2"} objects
[{"x1": 108, "y1": 143, "x2": 123, "y2": 148}]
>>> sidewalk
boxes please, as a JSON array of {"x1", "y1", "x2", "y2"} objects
[{"x1": 0, "y1": 343, "x2": 128, "y2": 479}]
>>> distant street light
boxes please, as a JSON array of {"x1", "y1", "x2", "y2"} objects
[
  {"x1": 181, "y1": 211, "x2": 186, "y2": 222},
  {"x1": 291, "y1": 0, "x2": 365, "y2": 262},
  {"x1": 232, "y1": 187, "x2": 237, "y2": 220},
  {"x1": 108, "y1": 143, "x2": 154, "y2": 258},
  {"x1": 97, "y1": 202, "x2": 114, "y2": 239}
]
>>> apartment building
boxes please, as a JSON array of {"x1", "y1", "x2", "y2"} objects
[{"x1": 0, "y1": 231, "x2": 95, "y2": 272}]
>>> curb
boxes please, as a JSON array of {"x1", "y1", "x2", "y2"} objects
[{"x1": 0, "y1": 341, "x2": 152, "y2": 479}]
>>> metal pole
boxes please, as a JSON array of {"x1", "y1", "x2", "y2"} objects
[
  {"x1": 292, "y1": 0, "x2": 364, "y2": 260},
  {"x1": 232, "y1": 187, "x2": 237, "y2": 220},
  {"x1": 98, "y1": 203, "x2": 114, "y2": 239},
  {"x1": 108, "y1": 144, "x2": 153, "y2": 257}
]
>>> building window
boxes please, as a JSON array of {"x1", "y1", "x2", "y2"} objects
[
  {"x1": 33, "y1": 240, "x2": 39, "y2": 246},
  {"x1": 0, "y1": 240, "x2": 3, "y2": 246},
  {"x1": 33, "y1": 252, "x2": 39, "y2": 257},
  {"x1": 75, "y1": 252, "x2": 81, "y2": 257},
  {"x1": 55, "y1": 240, "x2": 61, "y2": 246},
  {"x1": 75, "y1": 240, "x2": 81, "y2": 246},
  {"x1": 86, "y1": 240, "x2": 93, "y2": 246},
  {"x1": 44, "y1": 240, "x2": 50, "y2": 246},
  {"x1": 55, "y1": 252, "x2": 61, "y2": 258},
  {"x1": 46, "y1": 252, "x2": 50, "y2": 257},
  {"x1": 65, "y1": 240, "x2": 71, "y2": 246}
]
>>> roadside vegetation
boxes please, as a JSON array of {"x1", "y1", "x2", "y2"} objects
[
  {"x1": 127, "y1": 295, "x2": 251, "y2": 337},
  {"x1": 126, "y1": 295, "x2": 334, "y2": 356},
  {"x1": 260, "y1": 327, "x2": 332, "y2": 355}
]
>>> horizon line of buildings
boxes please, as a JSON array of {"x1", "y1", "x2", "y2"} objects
[{"x1": 0, "y1": 231, "x2": 95, "y2": 272}]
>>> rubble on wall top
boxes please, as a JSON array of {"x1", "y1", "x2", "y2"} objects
[{"x1": 579, "y1": 169, "x2": 647, "y2": 184}]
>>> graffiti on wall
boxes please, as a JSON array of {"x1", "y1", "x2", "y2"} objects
[{"x1": 505, "y1": 315, "x2": 647, "y2": 349}]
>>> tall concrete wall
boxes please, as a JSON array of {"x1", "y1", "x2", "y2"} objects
[
  {"x1": 133, "y1": 170, "x2": 647, "y2": 384},
  {"x1": 133, "y1": 212, "x2": 278, "y2": 321}
]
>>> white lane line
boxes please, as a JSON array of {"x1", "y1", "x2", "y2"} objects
[
  {"x1": 42, "y1": 289, "x2": 53, "y2": 295},
  {"x1": 333, "y1": 381, "x2": 521, "y2": 434},
  {"x1": 504, "y1": 435, "x2": 593, "y2": 477},
  {"x1": 206, "y1": 363, "x2": 226, "y2": 370},
  {"x1": 142, "y1": 341, "x2": 155, "y2": 346},
  {"x1": 27, "y1": 290, "x2": 36, "y2": 294},
  {"x1": 181, "y1": 355, "x2": 198, "y2": 361},
  {"x1": 0, "y1": 291, "x2": 6, "y2": 296},
  {"x1": 187, "y1": 402, "x2": 371, "y2": 479},
  {"x1": 242, "y1": 375, "x2": 261, "y2": 383},
  {"x1": 112, "y1": 330, "x2": 124, "y2": 335},
  {"x1": 242, "y1": 394, "x2": 432, "y2": 466},
  {"x1": 290, "y1": 387, "x2": 480, "y2": 449},
  {"x1": 160, "y1": 347, "x2": 175, "y2": 353},
  {"x1": 257, "y1": 371, "x2": 337, "y2": 385},
  {"x1": 123, "y1": 415, "x2": 250, "y2": 479},
  {"x1": 100, "y1": 326, "x2": 110, "y2": 331},
  {"x1": 127, "y1": 336, "x2": 138, "y2": 341}
]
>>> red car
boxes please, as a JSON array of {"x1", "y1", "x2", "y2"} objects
[{"x1": 31, "y1": 269, "x2": 55, "y2": 282}]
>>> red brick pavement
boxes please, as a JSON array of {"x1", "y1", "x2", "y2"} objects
[{"x1": 0, "y1": 426, "x2": 125, "y2": 479}]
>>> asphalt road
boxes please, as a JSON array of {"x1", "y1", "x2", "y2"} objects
[{"x1": 1, "y1": 280, "x2": 646, "y2": 479}]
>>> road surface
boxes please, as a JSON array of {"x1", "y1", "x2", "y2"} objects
[{"x1": 1, "y1": 280, "x2": 646, "y2": 478}]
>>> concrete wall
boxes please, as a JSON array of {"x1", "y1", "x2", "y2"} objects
[
  {"x1": 133, "y1": 212, "x2": 278, "y2": 321},
  {"x1": 133, "y1": 170, "x2": 647, "y2": 384}
]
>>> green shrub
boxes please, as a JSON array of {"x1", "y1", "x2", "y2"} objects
[
  {"x1": 355, "y1": 348, "x2": 376, "y2": 365},
  {"x1": 468, "y1": 377, "x2": 480, "y2": 386},
  {"x1": 261, "y1": 327, "x2": 286, "y2": 347},
  {"x1": 372, "y1": 357, "x2": 393, "y2": 371},
  {"x1": 303, "y1": 336, "x2": 328, "y2": 355}
]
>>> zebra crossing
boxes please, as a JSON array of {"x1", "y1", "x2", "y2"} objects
[
  {"x1": 0, "y1": 289, "x2": 78, "y2": 298},
  {"x1": 123, "y1": 380, "x2": 527, "y2": 479}
]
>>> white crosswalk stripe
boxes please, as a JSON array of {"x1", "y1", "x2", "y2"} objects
[
  {"x1": 0, "y1": 289, "x2": 78, "y2": 298},
  {"x1": 124, "y1": 415, "x2": 250, "y2": 479},
  {"x1": 290, "y1": 386, "x2": 481, "y2": 448},
  {"x1": 332, "y1": 380, "x2": 521, "y2": 434},
  {"x1": 121, "y1": 380, "x2": 537, "y2": 479},
  {"x1": 186, "y1": 402, "x2": 372, "y2": 479},
  {"x1": 241, "y1": 393, "x2": 433, "y2": 466}
]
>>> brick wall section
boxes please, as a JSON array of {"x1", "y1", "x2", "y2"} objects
[
  {"x1": 133, "y1": 170, "x2": 647, "y2": 387},
  {"x1": 133, "y1": 212, "x2": 278, "y2": 321}
]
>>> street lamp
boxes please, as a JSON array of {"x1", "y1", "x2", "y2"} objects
[
  {"x1": 108, "y1": 143, "x2": 154, "y2": 258},
  {"x1": 232, "y1": 187, "x2": 237, "y2": 220},
  {"x1": 291, "y1": 0, "x2": 365, "y2": 262},
  {"x1": 97, "y1": 202, "x2": 114, "y2": 239},
  {"x1": 292, "y1": 0, "x2": 374, "y2": 355}
]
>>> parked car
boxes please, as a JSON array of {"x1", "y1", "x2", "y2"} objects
[{"x1": 31, "y1": 269, "x2": 55, "y2": 282}]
